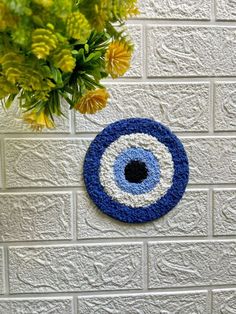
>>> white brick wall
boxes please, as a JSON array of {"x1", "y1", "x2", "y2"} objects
[
  {"x1": 0, "y1": 298, "x2": 73, "y2": 314},
  {"x1": 212, "y1": 289, "x2": 236, "y2": 313},
  {"x1": 0, "y1": 1, "x2": 236, "y2": 313},
  {"x1": 148, "y1": 241, "x2": 236, "y2": 288},
  {"x1": 0, "y1": 193, "x2": 73, "y2": 241},
  {"x1": 147, "y1": 26, "x2": 236, "y2": 77},
  {"x1": 78, "y1": 292, "x2": 208, "y2": 313},
  {"x1": 8, "y1": 244, "x2": 143, "y2": 293}
]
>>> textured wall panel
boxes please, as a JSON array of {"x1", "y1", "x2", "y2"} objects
[
  {"x1": 213, "y1": 189, "x2": 236, "y2": 236},
  {"x1": 9, "y1": 244, "x2": 143, "y2": 293},
  {"x1": 124, "y1": 25, "x2": 142, "y2": 77},
  {"x1": 212, "y1": 289, "x2": 236, "y2": 314},
  {"x1": 214, "y1": 82, "x2": 236, "y2": 131},
  {"x1": 76, "y1": 83, "x2": 210, "y2": 132},
  {"x1": 0, "y1": 298, "x2": 73, "y2": 314},
  {"x1": 78, "y1": 292, "x2": 208, "y2": 314},
  {"x1": 147, "y1": 27, "x2": 236, "y2": 77},
  {"x1": 183, "y1": 138, "x2": 236, "y2": 184},
  {"x1": 149, "y1": 241, "x2": 236, "y2": 288},
  {"x1": 5, "y1": 139, "x2": 89, "y2": 188},
  {"x1": 138, "y1": 0, "x2": 211, "y2": 19},
  {"x1": 77, "y1": 190, "x2": 208, "y2": 238},
  {"x1": 216, "y1": 0, "x2": 236, "y2": 20},
  {"x1": 0, "y1": 192, "x2": 72, "y2": 241}
]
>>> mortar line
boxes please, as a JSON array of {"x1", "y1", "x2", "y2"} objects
[
  {"x1": 104, "y1": 76, "x2": 236, "y2": 82},
  {"x1": 0, "y1": 184, "x2": 235, "y2": 194},
  {"x1": 1, "y1": 132, "x2": 236, "y2": 139},
  {"x1": 2, "y1": 185, "x2": 236, "y2": 193},
  {"x1": 127, "y1": 19, "x2": 236, "y2": 26},
  {"x1": 2, "y1": 237, "x2": 236, "y2": 247},
  {"x1": 211, "y1": 0, "x2": 217, "y2": 22},
  {"x1": 1, "y1": 285, "x2": 236, "y2": 298}
]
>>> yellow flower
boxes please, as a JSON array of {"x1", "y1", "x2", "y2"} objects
[
  {"x1": 74, "y1": 88, "x2": 109, "y2": 114},
  {"x1": 32, "y1": 28, "x2": 58, "y2": 59},
  {"x1": 66, "y1": 12, "x2": 91, "y2": 41},
  {"x1": 105, "y1": 40, "x2": 132, "y2": 78},
  {"x1": 91, "y1": 1, "x2": 109, "y2": 31},
  {"x1": 53, "y1": 48, "x2": 76, "y2": 73},
  {"x1": 23, "y1": 111, "x2": 55, "y2": 131},
  {"x1": 122, "y1": 1, "x2": 140, "y2": 18},
  {"x1": 0, "y1": 76, "x2": 19, "y2": 99},
  {"x1": 127, "y1": 6, "x2": 139, "y2": 17},
  {"x1": 0, "y1": 52, "x2": 24, "y2": 84}
]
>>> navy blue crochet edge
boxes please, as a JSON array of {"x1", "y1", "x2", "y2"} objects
[{"x1": 83, "y1": 118, "x2": 189, "y2": 223}]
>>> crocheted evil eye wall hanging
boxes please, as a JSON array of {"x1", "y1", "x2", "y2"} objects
[{"x1": 83, "y1": 118, "x2": 189, "y2": 223}]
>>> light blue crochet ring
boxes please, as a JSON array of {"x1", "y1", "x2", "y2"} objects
[{"x1": 114, "y1": 147, "x2": 160, "y2": 195}]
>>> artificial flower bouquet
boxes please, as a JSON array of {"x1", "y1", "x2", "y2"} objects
[{"x1": 0, "y1": 0, "x2": 139, "y2": 131}]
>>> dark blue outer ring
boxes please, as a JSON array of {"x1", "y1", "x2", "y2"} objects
[{"x1": 83, "y1": 118, "x2": 189, "y2": 223}]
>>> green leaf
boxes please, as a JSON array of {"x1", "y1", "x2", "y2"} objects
[
  {"x1": 5, "y1": 94, "x2": 17, "y2": 109},
  {"x1": 72, "y1": 50, "x2": 79, "y2": 55},
  {"x1": 84, "y1": 44, "x2": 89, "y2": 53},
  {"x1": 51, "y1": 67, "x2": 63, "y2": 86},
  {"x1": 77, "y1": 48, "x2": 86, "y2": 62},
  {"x1": 84, "y1": 51, "x2": 102, "y2": 63}
]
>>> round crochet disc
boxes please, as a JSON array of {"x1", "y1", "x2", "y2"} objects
[{"x1": 83, "y1": 118, "x2": 189, "y2": 223}]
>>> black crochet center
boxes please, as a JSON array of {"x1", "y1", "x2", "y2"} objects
[{"x1": 125, "y1": 160, "x2": 148, "y2": 183}]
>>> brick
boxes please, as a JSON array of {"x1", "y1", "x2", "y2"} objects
[
  {"x1": 183, "y1": 137, "x2": 236, "y2": 184},
  {"x1": 5, "y1": 139, "x2": 89, "y2": 188},
  {"x1": 75, "y1": 83, "x2": 210, "y2": 133},
  {"x1": 138, "y1": 0, "x2": 210, "y2": 20},
  {"x1": 148, "y1": 241, "x2": 236, "y2": 288},
  {"x1": 216, "y1": 0, "x2": 236, "y2": 20},
  {"x1": 213, "y1": 189, "x2": 236, "y2": 236},
  {"x1": 0, "y1": 298, "x2": 73, "y2": 314},
  {"x1": 0, "y1": 192, "x2": 72, "y2": 241},
  {"x1": 124, "y1": 25, "x2": 142, "y2": 77},
  {"x1": 9, "y1": 244, "x2": 143, "y2": 293},
  {"x1": 0, "y1": 99, "x2": 70, "y2": 134},
  {"x1": 78, "y1": 292, "x2": 208, "y2": 314},
  {"x1": 212, "y1": 289, "x2": 236, "y2": 314},
  {"x1": 147, "y1": 26, "x2": 236, "y2": 77},
  {"x1": 0, "y1": 248, "x2": 3, "y2": 294},
  {"x1": 77, "y1": 189, "x2": 208, "y2": 239},
  {"x1": 214, "y1": 82, "x2": 236, "y2": 131}
]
